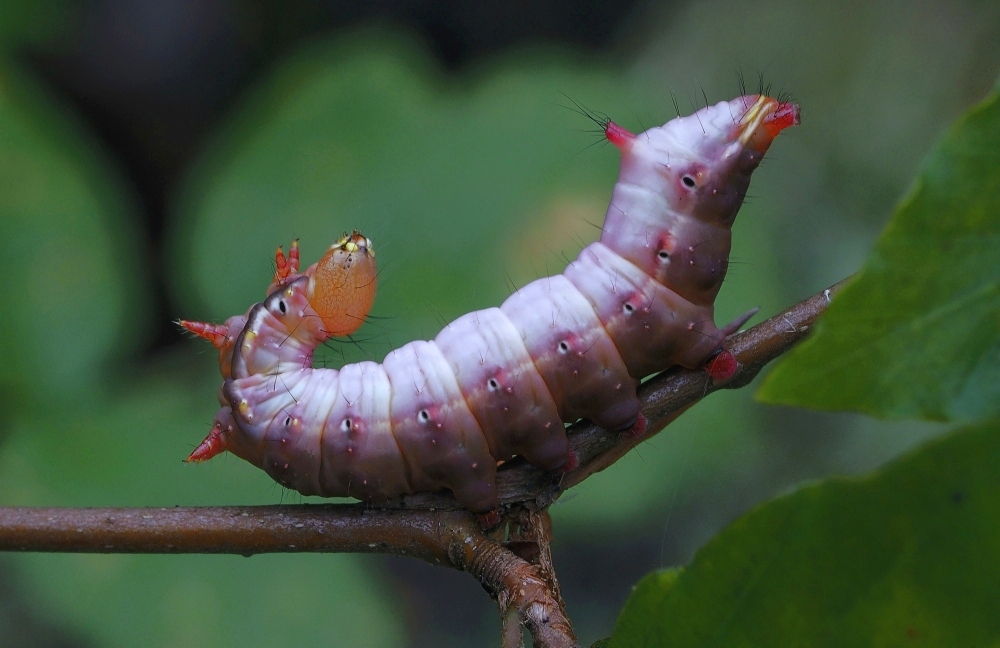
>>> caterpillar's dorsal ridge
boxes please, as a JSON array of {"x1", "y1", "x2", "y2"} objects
[{"x1": 183, "y1": 94, "x2": 799, "y2": 514}]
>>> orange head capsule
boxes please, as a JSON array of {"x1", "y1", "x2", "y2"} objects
[{"x1": 307, "y1": 230, "x2": 377, "y2": 339}]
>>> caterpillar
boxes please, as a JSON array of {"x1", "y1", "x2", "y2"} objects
[{"x1": 181, "y1": 93, "x2": 799, "y2": 518}]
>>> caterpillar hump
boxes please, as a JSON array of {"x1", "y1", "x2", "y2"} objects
[{"x1": 183, "y1": 94, "x2": 799, "y2": 514}]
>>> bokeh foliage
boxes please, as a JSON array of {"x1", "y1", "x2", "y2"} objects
[{"x1": 0, "y1": 67, "x2": 146, "y2": 409}]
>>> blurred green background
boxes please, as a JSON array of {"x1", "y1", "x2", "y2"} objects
[{"x1": 0, "y1": 1, "x2": 998, "y2": 646}]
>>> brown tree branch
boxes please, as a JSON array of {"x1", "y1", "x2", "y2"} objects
[
  {"x1": 0, "y1": 280, "x2": 844, "y2": 648},
  {"x1": 471, "y1": 509, "x2": 577, "y2": 648},
  {"x1": 498, "y1": 508, "x2": 574, "y2": 647}
]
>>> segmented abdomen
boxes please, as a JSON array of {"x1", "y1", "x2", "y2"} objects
[
  {"x1": 220, "y1": 239, "x2": 722, "y2": 513},
  {"x1": 190, "y1": 94, "x2": 800, "y2": 514}
]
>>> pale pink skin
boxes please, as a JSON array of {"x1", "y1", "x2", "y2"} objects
[{"x1": 201, "y1": 95, "x2": 798, "y2": 513}]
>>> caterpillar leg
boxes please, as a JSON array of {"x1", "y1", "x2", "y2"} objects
[
  {"x1": 706, "y1": 307, "x2": 756, "y2": 384},
  {"x1": 178, "y1": 320, "x2": 231, "y2": 349},
  {"x1": 186, "y1": 420, "x2": 229, "y2": 462},
  {"x1": 272, "y1": 239, "x2": 300, "y2": 286},
  {"x1": 705, "y1": 349, "x2": 739, "y2": 383},
  {"x1": 562, "y1": 448, "x2": 579, "y2": 473},
  {"x1": 621, "y1": 412, "x2": 648, "y2": 441}
]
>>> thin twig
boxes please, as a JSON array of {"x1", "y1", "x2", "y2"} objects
[{"x1": 498, "y1": 508, "x2": 575, "y2": 647}]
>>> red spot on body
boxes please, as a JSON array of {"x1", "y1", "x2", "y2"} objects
[
  {"x1": 656, "y1": 232, "x2": 676, "y2": 255},
  {"x1": 706, "y1": 350, "x2": 739, "y2": 383},
  {"x1": 562, "y1": 449, "x2": 579, "y2": 473}
]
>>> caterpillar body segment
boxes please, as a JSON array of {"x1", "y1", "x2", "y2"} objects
[{"x1": 185, "y1": 94, "x2": 799, "y2": 514}]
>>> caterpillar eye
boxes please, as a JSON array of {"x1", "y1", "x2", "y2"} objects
[
  {"x1": 487, "y1": 378, "x2": 500, "y2": 392},
  {"x1": 340, "y1": 418, "x2": 352, "y2": 432},
  {"x1": 557, "y1": 341, "x2": 570, "y2": 354},
  {"x1": 418, "y1": 410, "x2": 430, "y2": 423},
  {"x1": 682, "y1": 175, "x2": 696, "y2": 188}
]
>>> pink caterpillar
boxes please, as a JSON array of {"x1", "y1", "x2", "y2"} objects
[{"x1": 181, "y1": 94, "x2": 799, "y2": 516}]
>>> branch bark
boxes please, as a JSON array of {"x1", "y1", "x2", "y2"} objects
[{"x1": 0, "y1": 280, "x2": 844, "y2": 648}]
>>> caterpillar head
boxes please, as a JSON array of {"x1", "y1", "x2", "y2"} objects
[
  {"x1": 182, "y1": 231, "x2": 378, "y2": 380},
  {"x1": 306, "y1": 231, "x2": 377, "y2": 339},
  {"x1": 235, "y1": 231, "x2": 379, "y2": 376},
  {"x1": 609, "y1": 94, "x2": 799, "y2": 227}
]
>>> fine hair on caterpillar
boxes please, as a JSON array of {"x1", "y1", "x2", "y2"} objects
[{"x1": 181, "y1": 93, "x2": 800, "y2": 521}]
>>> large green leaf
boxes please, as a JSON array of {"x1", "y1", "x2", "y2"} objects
[
  {"x1": 757, "y1": 85, "x2": 1000, "y2": 422},
  {"x1": 608, "y1": 418, "x2": 1000, "y2": 647},
  {"x1": 612, "y1": 421, "x2": 1000, "y2": 648}
]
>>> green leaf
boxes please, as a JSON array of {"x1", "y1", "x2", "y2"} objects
[
  {"x1": 0, "y1": 66, "x2": 148, "y2": 409},
  {"x1": 757, "y1": 87, "x2": 1000, "y2": 421},
  {"x1": 609, "y1": 419, "x2": 1000, "y2": 647}
]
